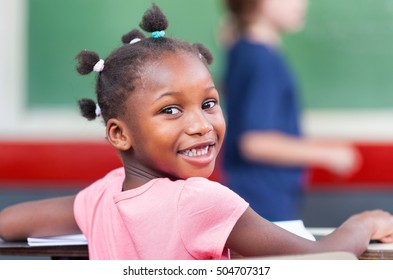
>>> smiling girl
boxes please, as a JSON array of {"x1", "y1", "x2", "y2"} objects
[{"x1": 1, "y1": 4, "x2": 393, "y2": 260}]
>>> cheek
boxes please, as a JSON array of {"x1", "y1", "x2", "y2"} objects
[
  {"x1": 143, "y1": 121, "x2": 178, "y2": 151},
  {"x1": 266, "y1": 2, "x2": 304, "y2": 30},
  {"x1": 212, "y1": 112, "x2": 226, "y2": 141},
  {"x1": 282, "y1": 3, "x2": 306, "y2": 29},
  {"x1": 218, "y1": 115, "x2": 226, "y2": 138}
]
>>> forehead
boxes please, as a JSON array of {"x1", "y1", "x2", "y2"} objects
[{"x1": 136, "y1": 51, "x2": 212, "y2": 93}]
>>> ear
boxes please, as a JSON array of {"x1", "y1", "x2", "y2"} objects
[{"x1": 106, "y1": 118, "x2": 132, "y2": 151}]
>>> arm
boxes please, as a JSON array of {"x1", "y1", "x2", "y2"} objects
[
  {"x1": 0, "y1": 195, "x2": 80, "y2": 241},
  {"x1": 239, "y1": 131, "x2": 361, "y2": 176},
  {"x1": 226, "y1": 207, "x2": 393, "y2": 258}
]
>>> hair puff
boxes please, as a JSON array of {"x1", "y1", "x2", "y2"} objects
[
  {"x1": 78, "y1": 98, "x2": 97, "y2": 121},
  {"x1": 121, "y1": 29, "x2": 146, "y2": 44},
  {"x1": 139, "y1": 3, "x2": 168, "y2": 32},
  {"x1": 75, "y1": 50, "x2": 101, "y2": 75}
]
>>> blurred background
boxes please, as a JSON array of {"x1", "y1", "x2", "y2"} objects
[{"x1": 2, "y1": 0, "x2": 393, "y2": 230}]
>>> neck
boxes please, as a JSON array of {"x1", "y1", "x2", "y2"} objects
[
  {"x1": 245, "y1": 19, "x2": 282, "y2": 47},
  {"x1": 122, "y1": 162, "x2": 159, "y2": 191}
]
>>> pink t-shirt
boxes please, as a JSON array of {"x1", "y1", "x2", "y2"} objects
[{"x1": 74, "y1": 168, "x2": 248, "y2": 260}]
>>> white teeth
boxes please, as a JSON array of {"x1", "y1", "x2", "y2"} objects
[{"x1": 182, "y1": 146, "x2": 209, "y2": 157}]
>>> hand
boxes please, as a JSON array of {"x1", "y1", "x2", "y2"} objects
[
  {"x1": 349, "y1": 210, "x2": 393, "y2": 243},
  {"x1": 368, "y1": 210, "x2": 393, "y2": 243},
  {"x1": 323, "y1": 144, "x2": 362, "y2": 176}
]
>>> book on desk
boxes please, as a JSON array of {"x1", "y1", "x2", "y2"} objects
[{"x1": 27, "y1": 234, "x2": 87, "y2": 247}]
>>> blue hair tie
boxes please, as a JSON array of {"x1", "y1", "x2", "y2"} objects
[{"x1": 152, "y1": 30, "x2": 165, "y2": 39}]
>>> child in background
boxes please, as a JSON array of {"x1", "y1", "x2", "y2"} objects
[
  {"x1": 0, "y1": 4, "x2": 392, "y2": 260},
  {"x1": 221, "y1": 0, "x2": 361, "y2": 221}
]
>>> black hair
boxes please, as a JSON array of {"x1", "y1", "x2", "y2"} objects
[{"x1": 76, "y1": 4, "x2": 213, "y2": 123}]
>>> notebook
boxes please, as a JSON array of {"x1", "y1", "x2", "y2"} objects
[{"x1": 27, "y1": 234, "x2": 87, "y2": 246}]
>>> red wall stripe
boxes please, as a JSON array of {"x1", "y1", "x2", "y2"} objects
[
  {"x1": 1, "y1": 141, "x2": 393, "y2": 188},
  {"x1": 308, "y1": 143, "x2": 393, "y2": 189},
  {"x1": 0, "y1": 141, "x2": 122, "y2": 186}
]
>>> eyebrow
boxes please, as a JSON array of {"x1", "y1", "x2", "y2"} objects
[
  {"x1": 152, "y1": 92, "x2": 180, "y2": 105},
  {"x1": 152, "y1": 86, "x2": 217, "y2": 104}
]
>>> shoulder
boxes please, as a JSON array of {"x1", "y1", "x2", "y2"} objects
[
  {"x1": 100, "y1": 167, "x2": 125, "y2": 180},
  {"x1": 74, "y1": 167, "x2": 124, "y2": 234},
  {"x1": 231, "y1": 38, "x2": 272, "y2": 59},
  {"x1": 91, "y1": 167, "x2": 124, "y2": 190},
  {"x1": 182, "y1": 177, "x2": 230, "y2": 192},
  {"x1": 179, "y1": 177, "x2": 246, "y2": 208},
  {"x1": 177, "y1": 178, "x2": 249, "y2": 259},
  {"x1": 76, "y1": 167, "x2": 124, "y2": 203},
  {"x1": 230, "y1": 39, "x2": 279, "y2": 73}
]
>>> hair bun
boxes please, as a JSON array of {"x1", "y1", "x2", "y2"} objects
[
  {"x1": 122, "y1": 29, "x2": 146, "y2": 44},
  {"x1": 139, "y1": 4, "x2": 168, "y2": 33},
  {"x1": 78, "y1": 98, "x2": 97, "y2": 120},
  {"x1": 75, "y1": 50, "x2": 101, "y2": 75}
]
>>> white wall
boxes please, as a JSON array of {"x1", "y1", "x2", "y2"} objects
[{"x1": 0, "y1": 0, "x2": 104, "y2": 140}]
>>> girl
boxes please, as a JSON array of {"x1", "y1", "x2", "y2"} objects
[
  {"x1": 1, "y1": 4, "x2": 393, "y2": 260},
  {"x1": 221, "y1": 0, "x2": 361, "y2": 221}
]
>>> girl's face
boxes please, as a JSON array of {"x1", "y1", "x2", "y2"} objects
[
  {"x1": 123, "y1": 52, "x2": 226, "y2": 180},
  {"x1": 260, "y1": 0, "x2": 308, "y2": 33}
]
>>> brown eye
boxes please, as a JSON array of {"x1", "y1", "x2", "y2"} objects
[
  {"x1": 161, "y1": 106, "x2": 181, "y2": 115},
  {"x1": 202, "y1": 100, "x2": 216, "y2": 110}
]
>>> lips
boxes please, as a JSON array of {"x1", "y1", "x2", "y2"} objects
[
  {"x1": 179, "y1": 145, "x2": 210, "y2": 157},
  {"x1": 178, "y1": 140, "x2": 216, "y2": 157},
  {"x1": 177, "y1": 141, "x2": 217, "y2": 170}
]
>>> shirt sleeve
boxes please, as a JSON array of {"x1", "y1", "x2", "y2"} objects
[
  {"x1": 74, "y1": 186, "x2": 88, "y2": 236},
  {"x1": 178, "y1": 178, "x2": 249, "y2": 259},
  {"x1": 74, "y1": 168, "x2": 124, "y2": 237}
]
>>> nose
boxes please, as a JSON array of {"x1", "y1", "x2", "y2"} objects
[{"x1": 185, "y1": 110, "x2": 213, "y2": 136}]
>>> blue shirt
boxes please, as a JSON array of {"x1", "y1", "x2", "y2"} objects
[{"x1": 222, "y1": 38, "x2": 305, "y2": 221}]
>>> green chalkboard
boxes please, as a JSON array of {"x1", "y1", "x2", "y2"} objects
[
  {"x1": 283, "y1": 0, "x2": 393, "y2": 109},
  {"x1": 28, "y1": 0, "x2": 393, "y2": 109},
  {"x1": 27, "y1": 0, "x2": 223, "y2": 107}
]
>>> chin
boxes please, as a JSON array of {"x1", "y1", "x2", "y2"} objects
[{"x1": 183, "y1": 169, "x2": 214, "y2": 179}]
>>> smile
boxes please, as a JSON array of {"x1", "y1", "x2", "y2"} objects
[{"x1": 180, "y1": 146, "x2": 210, "y2": 157}]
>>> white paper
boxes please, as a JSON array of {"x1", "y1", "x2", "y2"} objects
[
  {"x1": 274, "y1": 220, "x2": 316, "y2": 241},
  {"x1": 367, "y1": 242, "x2": 393, "y2": 250},
  {"x1": 27, "y1": 234, "x2": 87, "y2": 247}
]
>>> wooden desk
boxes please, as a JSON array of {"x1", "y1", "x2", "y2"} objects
[
  {"x1": 360, "y1": 250, "x2": 393, "y2": 260},
  {"x1": 232, "y1": 249, "x2": 393, "y2": 260},
  {"x1": 0, "y1": 240, "x2": 88, "y2": 259},
  {"x1": 1, "y1": 238, "x2": 391, "y2": 260}
]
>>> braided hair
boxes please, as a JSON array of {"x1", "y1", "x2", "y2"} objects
[{"x1": 76, "y1": 4, "x2": 213, "y2": 123}]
